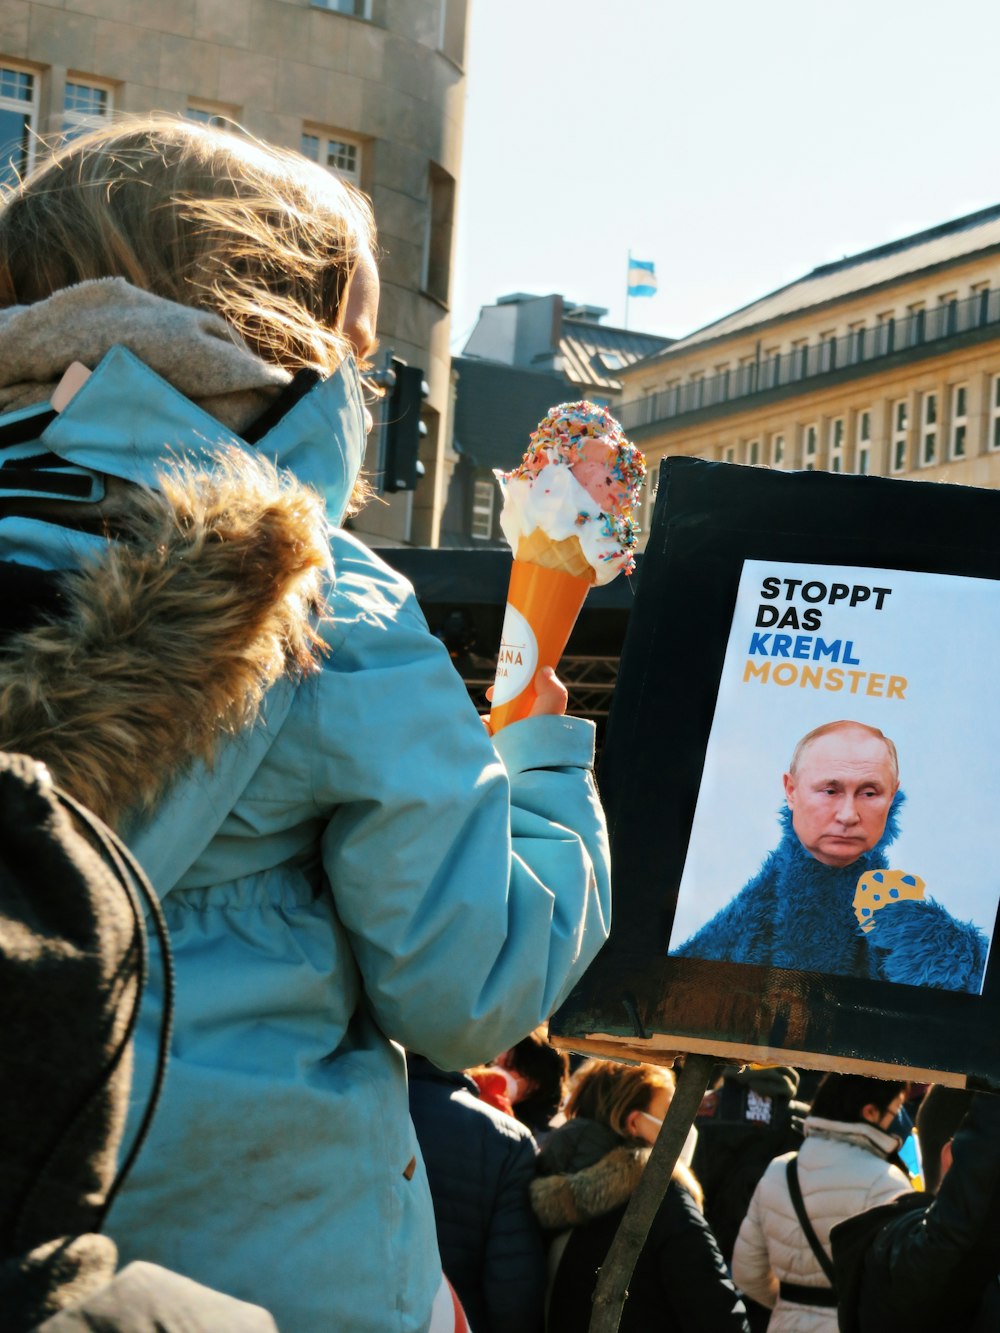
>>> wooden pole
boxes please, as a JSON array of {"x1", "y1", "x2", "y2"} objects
[{"x1": 588, "y1": 1052, "x2": 717, "y2": 1333}]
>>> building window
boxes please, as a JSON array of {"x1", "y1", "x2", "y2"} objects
[
  {"x1": 722, "y1": 445, "x2": 735, "y2": 464},
  {"x1": 855, "y1": 409, "x2": 872, "y2": 475},
  {"x1": 828, "y1": 417, "x2": 845, "y2": 473},
  {"x1": 0, "y1": 65, "x2": 37, "y2": 187},
  {"x1": 991, "y1": 376, "x2": 1000, "y2": 452},
  {"x1": 790, "y1": 339, "x2": 808, "y2": 380},
  {"x1": 920, "y1": 391, "x2": 938, "y2": 467},
  {"x1": 714, "y1": 363, "x2": 730, "y2": 402},
  {"x1": 747, "y1": 438, "x2": 760, "y2": 466},
  {"x1": 876, "y1": 310, "x2": 896, "y2": 355},
  {"x1": 803, "y1": 423, "x2": 818, "y2": 470},
  {"x1": 422, "y1": 162, "x2": 455, "y2": 307},
  {"x1": 470, "y1": 476, "x2": 494, "y2": 539},
  {"x1": 938, "y1": 291, "x2": 959, "y2": 337},
  {"x1": 848, "y1": 322, "x2": 866, "y2": 363},
  {"x1": 950, "y1": 383, "x2": 968, "y2": 460},
  {"x1": 906, "y1": 302, "x2": 926, "y2": 347},
  {"x1": 311, "y1": 0, "x2": 371, "y2": 15},
  {"x1": 300, "y1": 129, "x2": 362, "y2": 186},
  {"x1": 891, "y1": 400, "x2": 909, "y2": 473},
  {"x1": 771, "y1": 433, "x2": 785, "y2": 468},
  {"x1": 763, "y1": 347, "x2": 781, "y2": 389},
  {"x1": 186, "y1": 101, "x2": 236, "y2": 128},
  {"x1": 62, "y1": 80, "x2": 112, "y2": 138},
  {"x1": 819, "y1": 331, "x2": 837, "y2": 373}
]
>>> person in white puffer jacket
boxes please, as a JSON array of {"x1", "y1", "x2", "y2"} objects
[{"x1": 732, "y1": 1074, "x2": 912, "y2": 1332}]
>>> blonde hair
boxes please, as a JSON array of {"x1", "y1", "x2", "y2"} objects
[
  {"x1": 0, "y1": 115, "x2": 376, "y2": 377},
  {"x1": 566, "y1": 1060, "x2": 674, "y2": 1138},
  {"x1": 565, "y1": 1059, "x2": 703, "y2": 1208}
]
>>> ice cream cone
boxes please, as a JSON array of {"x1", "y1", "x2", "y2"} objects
[
  {"x1": 489, "y1": 550, "x2": 592, "y2": 731},
  {"x1": 515, "y1": 529, "x2": 597, "y2": 583}
]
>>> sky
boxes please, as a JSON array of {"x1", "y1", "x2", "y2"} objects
[{"x1": 451, "y1": 0, "x2": 1000, "y2": 351}]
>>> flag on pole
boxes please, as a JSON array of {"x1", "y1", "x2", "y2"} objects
[{"x1": 627, "y1": 258, "x2": 657, "y2": 298}]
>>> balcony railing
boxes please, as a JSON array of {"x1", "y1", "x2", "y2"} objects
[{"x1": 617, "y1": 287, "x2": 1000, "y2": 432}]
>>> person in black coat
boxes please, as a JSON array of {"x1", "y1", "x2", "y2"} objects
[
  {"x1": 530, "y1": 1059, "x2": 750, "y2": 1333},
  {"x1": 407, "y1": 1053, "x2": 546, "y2": 1333},
  {"x1": 831, "y1": 1085, "x2": 1000, "y2": 1333},
  {"x1": 0, "y1": 752, "x2": 276, "y2": 1332}
]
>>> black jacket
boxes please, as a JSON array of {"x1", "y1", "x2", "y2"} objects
[
  {"x1": 831, "y1": 1092, "x2": 1000, "y2": 1332},
  {"x1": 532, "y1": 1118, "x2": 750, "y2": 1333},
  {"x1": 407, "y1": 1056, "x2": 545, "y2": 1333}
]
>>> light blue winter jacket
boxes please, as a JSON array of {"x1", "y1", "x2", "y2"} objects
[{"x1": 0, "y1": 300, "x2": 612, "y2": 1331}]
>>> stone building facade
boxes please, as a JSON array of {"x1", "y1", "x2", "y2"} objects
[{"x1": 0, "y1": 0, "x2": 468, "y2": 545}]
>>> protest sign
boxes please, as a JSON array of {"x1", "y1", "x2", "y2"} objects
[{"x1": 551, "y1": 458, "x2": 1000, "y2": 1089}]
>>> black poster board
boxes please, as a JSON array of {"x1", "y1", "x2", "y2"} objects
[{"x1": 551, "y1": 458, "x2": 1000, "y2": 1090}]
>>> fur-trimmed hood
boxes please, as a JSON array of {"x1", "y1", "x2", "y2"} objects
[
  {"x1": 0, "y1": 450, "x2": 330, "y2": 827},
  {"x1": 531, "y1": 1141, "x2": 650, "y2": 1231},
  {"x1": 0, "y1": 278, "x2": 373, "y2": 829}
]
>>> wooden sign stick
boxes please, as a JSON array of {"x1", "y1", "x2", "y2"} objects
[{"x1": 588, "y1": 1052, "x2": 717, "y2": 1333}]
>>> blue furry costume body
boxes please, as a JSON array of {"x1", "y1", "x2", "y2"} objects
[{"x1": 675, "y1": 795, "x2": 988, "y2": 993}]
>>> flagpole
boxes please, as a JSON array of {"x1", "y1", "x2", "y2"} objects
[{"x1": 625, "y1": 248, "x2": 631, "y2": 331}]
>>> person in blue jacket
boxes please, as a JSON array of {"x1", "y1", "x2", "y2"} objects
[
  {"x1": 674, "y1": 721, "x2": 987, "y2": 993},
  {"x1": 0, "y1": 117, "x2": 612, "y2": 1332}
]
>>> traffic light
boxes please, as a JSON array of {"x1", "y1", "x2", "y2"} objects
[{"x1": 382, "y1": 357, "x2": 428, "y2": 493}]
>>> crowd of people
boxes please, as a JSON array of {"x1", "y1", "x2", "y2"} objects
[
  {"x1": 410, "y1": 1048, "x2": 1000, "y2": 1333},
  {"x1": 1, "y1": 112, "x2": 999, "y2": 1333}
]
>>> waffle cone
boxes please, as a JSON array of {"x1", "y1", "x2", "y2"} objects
[
  {"x1": 516, "y1": 528, "x2": 597, "y2": 584},
  {"x1": 489, "y1": 553, "x2": 593, "y2": 732}
]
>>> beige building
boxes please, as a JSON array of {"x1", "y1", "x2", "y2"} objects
[
  {"x1": 617, "y1": 206, "x2": 1000, "y2": 540},
  {"x1": 0, "y1": 0, "x2": 468, "y2": 545}
]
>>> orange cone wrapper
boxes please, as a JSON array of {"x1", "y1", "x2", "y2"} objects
[
  {"x1": 489, "y1": 558, "x2": 592, "y2": 730},
  {"x1": 490, "y1": 402, "x2": 645, "y2": 732}
]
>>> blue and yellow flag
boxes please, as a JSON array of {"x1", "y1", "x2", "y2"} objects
[{"x1": 627, "y1": 258, "x2": 657, "y2": 298}]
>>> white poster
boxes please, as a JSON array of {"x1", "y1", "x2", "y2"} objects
[{"x1": 667, "y1": 558, "x2": 1000, "y2": 995}]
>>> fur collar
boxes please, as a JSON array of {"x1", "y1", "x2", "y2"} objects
[
  {"x1": 531, "y1": 1143, "x2": 649, "y2": 1230},
  {"x1": 0, "y1": 449, "x2": 329, "y2": 827}
]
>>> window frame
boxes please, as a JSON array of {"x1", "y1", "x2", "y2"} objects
[
  {"x1": 855, "y1": 408, "x2": 872, "y2": 476},
  {"x1": 61, "y1": 77, "x2": 113, "y2": 138},
  {"x1": 310, "y1": 0, "x2": 372, "y2": 16},
  {"x1": 470, "y1": 475, "x2": 494, "y2": 540},
  {"x1": 300, "y1": 126, "x2": 363, "y2": 187},
  {"x1": 828, "y1": 416, "x2": 845, "y2": 473},
  {"x1": 0, "y1": 63, "x2": 38, "y2": 186},
  {"x1": 891, "y1": 399, "x2": 909, "y2": 474},
  {"x1": 186, "y1": 101, "x2": 238, "y2": 129},
  {"x1": 950, "y1": 383, "x2": 968, "y2": 461},
  {"x1": 920, "y1": 390, "x2": 939, "y2": 467}
]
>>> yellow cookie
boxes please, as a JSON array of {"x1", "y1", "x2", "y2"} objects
[{"x1": 854, "y1": 869, "x2": 925, "y2": 933}]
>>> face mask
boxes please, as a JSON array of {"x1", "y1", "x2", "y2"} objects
[{"x1": 487, "y1": 1065, "x2": 521, "y2": 1103}]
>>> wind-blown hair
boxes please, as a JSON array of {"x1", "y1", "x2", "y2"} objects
[{"x1": 0, "y1": 115, "x2": 376, "y2": 377}]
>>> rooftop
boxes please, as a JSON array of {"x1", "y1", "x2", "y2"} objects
[{"x1": 639, "y1": 202, "x2": 1000, "y2": 365}]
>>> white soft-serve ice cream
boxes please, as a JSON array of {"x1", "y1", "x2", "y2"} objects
[{"x1": 494, "y1": 401, "x2": 646, "y2": 585}]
